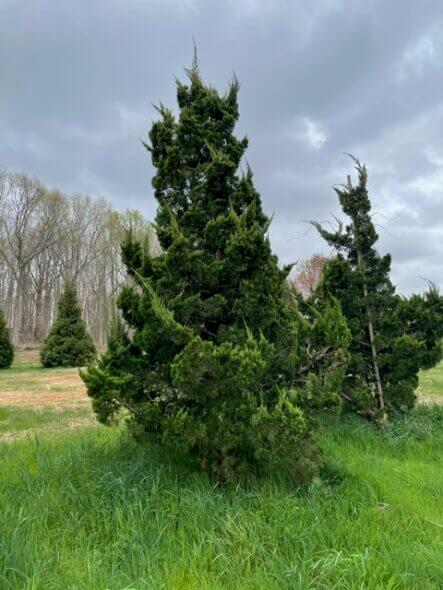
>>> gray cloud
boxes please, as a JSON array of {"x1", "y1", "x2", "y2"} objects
[{"x1": 1, "y1": 0, "x2": 442, "y2": 293}]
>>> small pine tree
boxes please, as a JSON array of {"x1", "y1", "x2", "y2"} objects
[
  {"x1": 82, "y1": 60, "x2": 349, "y2": 481},
  {"x1": 40, "y1": 281, "x2": 96, "y2": 368},
  {"x1": 0, "y1": 308, "x2": 13, "y2": 369},
  {"x1": 313, "y1": 157, "x2": 443, "y2": 416}
]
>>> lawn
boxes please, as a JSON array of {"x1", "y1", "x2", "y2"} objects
[
  {"x1": 0, "y1": 354, "x2": 442, "y2": 589},
  {"x1": 419, "y1": 361, "x2": 443, "y2": 403}
]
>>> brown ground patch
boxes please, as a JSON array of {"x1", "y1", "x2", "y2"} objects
[
  {"x1": 0, "y1": 346, "x2": 90, "y2": 410},
  {"x1": 0, "y1": 389, "x2": 90, "y2": 409},
  {"x1": 0, "y1": 373, "x2": 88, "y2": 407},
  {"x1": 0, "y1": 346, "x2": 97, "y2": 442}
]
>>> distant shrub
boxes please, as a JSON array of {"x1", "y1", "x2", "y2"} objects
[{"x1": 40, "y1": 281, "x2": 96, "y2": 368}]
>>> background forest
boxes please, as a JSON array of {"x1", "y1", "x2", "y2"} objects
[{"x1": 0, "y1": 167, "x2": 158, "y2": 346}]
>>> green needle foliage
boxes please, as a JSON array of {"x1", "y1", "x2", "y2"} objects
[
  {"x1": 40, "y1": 281, "x2": 96, "y2": 368},
  {"x1": 313, "y1": 157, "x2": 443, "y2": 415},
  {"x1": 0, "y1": 307, "x2": 13, "y2": 369},
  {"x1": 82, "y1": 60, "x2": 349, "y2": 482}
]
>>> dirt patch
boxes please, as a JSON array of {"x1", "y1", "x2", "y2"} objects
[
  {"x1": 0, "y1": 371, "x2": 89, "y2": 409},
  {"x1": 0, "y1": 347, "x2": 91, "y2": 410},
  {"x1": 0, "y1": 389, "x2": 90, "y2": 409}
]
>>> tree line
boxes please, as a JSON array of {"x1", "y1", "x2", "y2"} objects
[{"x1": 0, "y1": 167, "x2": 157, "y2": 346}]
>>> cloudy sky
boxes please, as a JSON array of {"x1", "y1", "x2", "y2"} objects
[{"x1": 1, "y1": 0, "x2": 442, "y2": 293}]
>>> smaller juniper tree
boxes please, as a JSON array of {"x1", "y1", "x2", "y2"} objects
[
  {"x1": 40, "y1": 281, "x2": 96, "y2": 368},
  {"x1": 313, "y1": 157, "x2": 443, "y2": 416},
  {"x1": 0, "y1": 308, "x2": 13, "y2": 369}
]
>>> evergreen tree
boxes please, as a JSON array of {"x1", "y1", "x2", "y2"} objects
[
  {"x1": 313, "y1": 157, "x2": 443, "y2": 416},
  {"x1": 82, "y1": 61, "x2": 349, "y2": 481},
  {"x1": 0, "y1": 308, "x2": 13, "y2": 369},
  {"x1": 40, "y1": 281, "x2": 96, "y2": 368}
]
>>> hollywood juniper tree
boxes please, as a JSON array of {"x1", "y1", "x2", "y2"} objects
[
  {"x1": 0, "y1": 307, "x2": 13, "y2": 369},
  {"x1": 313, "y1": 157, "x2": 443, "y2": 417},
  {"x1": 82, "y1": 61, "x2": 349, "y2": 481},
  {"x1": 40, "y1": 281, "x2": 96, "y2": 368}
]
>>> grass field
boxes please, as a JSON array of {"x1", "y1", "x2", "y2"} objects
[
  {"x1": 419, "y1": 362, "x2": 443, "y2": 404},
  {"x1": 0, "y1": 351, "x2": 442, "y2": 589}
]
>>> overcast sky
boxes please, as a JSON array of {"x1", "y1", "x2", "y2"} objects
[{"x1": 1, "y1": 0, "x2": 442, "y2": 293}]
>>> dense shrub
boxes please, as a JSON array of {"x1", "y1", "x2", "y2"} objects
[
  {"x1": 0, "y1": 307, "x2": 13, "y2": 369},
  {"x1": 40, "y1": 281, "x2": 96, "y2": 368},
  {"x1": 82, "y1": 61, "x2": 349, "y2": 482}
]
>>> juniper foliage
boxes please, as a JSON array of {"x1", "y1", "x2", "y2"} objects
[
  {"x1": 313, "y1": 158, "x2": 443, "y2": 414},
  {"x1": 0, "y1": 308, "x2": 13, "y2": 369},
  {"x1": 40, "y1": 281, "x2": 96, "y2": 368},
  {"x1": 82, "y1": 62, "x2": 349, "y2": 481}
]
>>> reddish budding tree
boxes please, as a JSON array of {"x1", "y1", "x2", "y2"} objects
[{"x1": 292, "y1": 253, "x2": 328, "y2": 299}]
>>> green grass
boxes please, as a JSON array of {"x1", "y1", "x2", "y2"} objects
[
  {"x1": 0, "y1": 347, "x2": 82, "y2": 380},
  {"x1": 0, "y1": 365, "x2": 84, "y2": 378},
  {"x1": 0, "y1": 364, "x2": 79, "y2": 380},
  {"x1": 0, "y1": 406, "x2": 92, "y2": 436},
  {"x1": 419, "y1": 361, "x2": 443, "y2": 399},
  {"x1": 0, "y1": 357, "x2": 442, "y2": 588},
  {"x1": 1, "y1": 408, "x2": 442, "y2": 589},
  {"x1": 0, "y1": 379, "x2": 79, "y2": 393}
]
